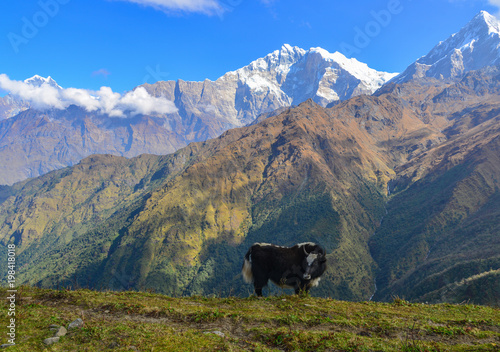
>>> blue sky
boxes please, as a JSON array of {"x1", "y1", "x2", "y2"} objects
[{"x1": 1, "y1": 0, "x2": 499, "y2": 94}]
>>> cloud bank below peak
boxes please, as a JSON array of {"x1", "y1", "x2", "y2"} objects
[{"x1": 0, "y1": 74, "x2": 177, "y2": 118}]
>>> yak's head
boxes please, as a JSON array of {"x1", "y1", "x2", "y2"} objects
[{"x1": 301, "y1": 244, "x2": 327, "y2": 280}]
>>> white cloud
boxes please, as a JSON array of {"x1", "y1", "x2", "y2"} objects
[
  {"x1": 0, "y1": 74, "x2": 65, "y2": 110},
  {"x1": 113, "y1": 0, "x2": 276, "y2": 16},
  {"x1": 0, "y1": 74, "x2": 178, "y2": 118},
  {"x1": 115, "y1": 0, "x2": 224, "y2": 15},
  {"x1": 117, "y1": 87, "x2": 177, "y2": 117},
  {"x1": 61, "y1": 88, "x2": 101, "y2": 112},
  {"x1": 92, "y1": 68, "x2": 111, "y2": 78},
  {"x1": 488, "y1": 0, "x2": 500, "y2": 17}
]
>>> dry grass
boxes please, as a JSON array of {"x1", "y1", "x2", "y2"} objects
[{"x1": 0, "y1": 286, "x2": 498, "y2": 351}]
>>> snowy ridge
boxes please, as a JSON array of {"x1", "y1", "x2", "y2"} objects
[
  {"x1": 473, "y1": 11, "x2": 500, "y2": 35},
  {"x1": 391, "y1": 11, "x2": 500, "y2": 84},
  {"x1": 24, "y1": 75, "x2": 62, "y2": 89},
  {"x1": 4, "y1": 45, "x2": 397, "y2": 124},
  {"x1": 219, "y1": 44, "x2": 396, "y2": 114},
  {"x1": 309, "y1": 47, "x2": 397, "y2": 92}
]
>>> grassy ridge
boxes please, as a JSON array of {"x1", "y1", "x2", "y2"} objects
[{"x1": 0, "y1": 286, "x2": 499, "y2": 351}]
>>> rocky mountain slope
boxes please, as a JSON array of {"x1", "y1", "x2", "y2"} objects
[
  {"x1": 391, "y1": 11, "x2": 500, "y2": 84},
  {"x1": 371, "y1": 66, "x2": 500, "y2": 305},
  {"x1": 0, "y1": 93, "x2": 29, "y2": 121},
  {"x1": 141, "y1": 44, "x2": 396, "y2": 128},
  {"x1": 0, "y1": 46, "x2": 395, "y2": 186},
  {"x1": 0, "y1": 107, "x2": 188, "y2": 185},
  {"x1": 1, "y1": 65, "x2": 499, "y2": 305}
]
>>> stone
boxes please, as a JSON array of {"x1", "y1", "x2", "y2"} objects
[
  {"x1": 204, "y1": 330, "x2": 225, "y2": 338},
  {"x1": 54, "y1": 326, "x2": 67, "y2": 337},
  {"x1": 0, "y1": 344, "x2": 15, "y2": 349},
  {"x1": 43, "y1": 337, "x2": 60, "y2": 345},
  {"x1": 68, "y1": 318, "x2": 84, "y2": 330}
]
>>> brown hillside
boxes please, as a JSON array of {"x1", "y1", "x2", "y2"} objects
[{"x1": 1, "y1": 67, "x2": 499, "y2": 303}]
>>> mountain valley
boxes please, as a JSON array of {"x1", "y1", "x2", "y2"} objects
[
  {"x1": 1, "y1": 62, "x2": 499, "y2": 304},
  {"x1": 0, "y1": 11, "x2": 499, "y2": 306}
]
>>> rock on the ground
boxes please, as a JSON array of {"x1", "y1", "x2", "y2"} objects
[
  {"x1": 68, "y1": 318, "x2": 84, "y2": 330},
  {"x1": 0, "y1": 344, "x2": 15, "y2": 349},
  {"x1": 43, "y1": 337, "x2": 60, "y2": 345},
  {"x1": 54, "y1": 326, "x2": 67, "y2": 337},
  {"x1": 203, "y1": 330, "x2": 225, "y2": 338}
]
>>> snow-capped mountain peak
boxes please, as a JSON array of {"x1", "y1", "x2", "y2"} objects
[
  {"x1": 0, "y1": 75, "x2": 63, "y2": 120},
  {"x1": 232, "y1": 44, "x2": 306, "y2": 78},
  {"x1": 308, "y1": 47, "x2": 397, "y2": 91},
  {"x1": 468, "y1": 10, "x2": 500, "y2": 35},
  {"x1": 24, "y1": 75, "x2": 62, "y2": 89},
  {"x1": 219, "y1": 44, "x2": 396, "y2": 117},
  {"x1": 391, "y1": 10, "x2": 500, "y2": 84}
]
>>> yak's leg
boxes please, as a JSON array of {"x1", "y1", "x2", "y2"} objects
[
  {"x1": 294, "y1": 282, "x2": 311, "y2": 295},
  {"x1": 288, "y1": 277, "x2": 303, "y2": 295},
  {"x1": 253, "y1": 277, "x2": 268, "y2": 297}
]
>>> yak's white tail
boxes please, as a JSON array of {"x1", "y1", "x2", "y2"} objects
[{"x1": 242, "y1": 258, "x2": 253, "y2": 283}]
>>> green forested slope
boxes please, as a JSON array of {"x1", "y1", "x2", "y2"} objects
[
  {"x1": 1, "y1": 68, "x2": 500, "y2": 305},
  {"x1": 370, "y1": 98, "x2": 500, "y2": 306}
]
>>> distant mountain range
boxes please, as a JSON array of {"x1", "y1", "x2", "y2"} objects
[
  {"x1": 141, "y1": 44, "x2": 396, "y2": 127},
  {"x1": 1, "y1": 12, "x2": 499, "y2": 187},
  {"x1": 2, "y1": 11, "x2": 500, "y2": 187},
  {"x1": 0, "y1": 11, "x2": 499, "y2": 305},
  {"x1": 0, "y1": 46, "x2": 396, "y2": 185}
]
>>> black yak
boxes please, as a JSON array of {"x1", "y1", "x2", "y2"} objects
[{"x1": 242, "y1": 242, "x2": 327, "y2": 296}]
